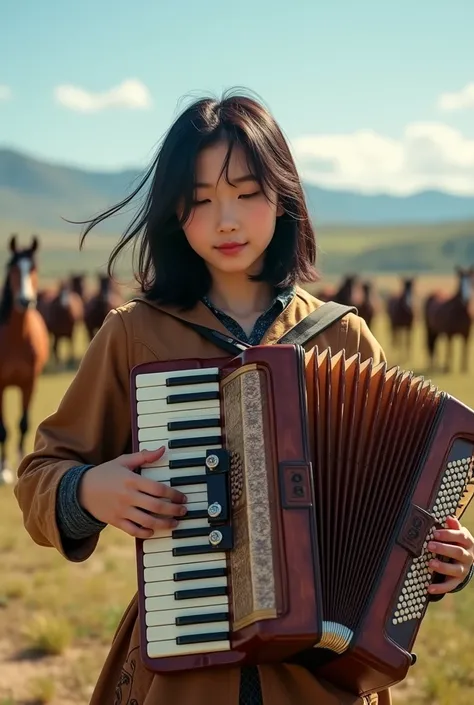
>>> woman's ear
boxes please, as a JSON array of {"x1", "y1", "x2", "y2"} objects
[{"x1": 277, "y1": 203, "x2": 285, "y2": 217}]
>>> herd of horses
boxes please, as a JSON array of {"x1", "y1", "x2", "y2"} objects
[{"x1": 0, "y1": 233, "x2": 473, "y2": 484}]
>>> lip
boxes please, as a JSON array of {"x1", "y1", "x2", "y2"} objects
[{"x1": 215, "y1": 242, "x2": 247, "y2": 254}]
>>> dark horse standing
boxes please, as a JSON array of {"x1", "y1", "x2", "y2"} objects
[
  {"x1": 387, "y1": 277, "x2": 415, "y2": 360},
  {"x1": 0, "y1": 236, "x2": 49, "y2": 483},
  {"x1": 424, "y1": 266, "x2": 474, "y2": 373},
  {"x1": 84, "y1": 273, "x2": 123, "y2": 341}
]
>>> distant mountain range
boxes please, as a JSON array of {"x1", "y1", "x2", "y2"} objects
[{"x1": 1, "y1": 147, "x2": 474, "y2": 230}]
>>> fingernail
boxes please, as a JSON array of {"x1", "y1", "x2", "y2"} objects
[
  {"x1": 182, "y1": 495, "x2": 188, "y2": 503},
  {"x1": 171, "y1": 519, "x2": 179, "y2": 527},
  {"x1": 433, "y1": 530, "x2": 441, "y2": 538},
  {"x1": 180, "y1": 506, "x2": 188, "y2": 515},
  {"x1": 428, "y1": 542, "x2": 437, "y2": 550}
]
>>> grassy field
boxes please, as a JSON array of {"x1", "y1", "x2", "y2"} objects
[{"x1": 0, "y1": 286, "x2": 473, "y2": 704}]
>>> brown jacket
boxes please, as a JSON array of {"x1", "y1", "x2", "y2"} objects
[{"x1": 15, "y1": 287, "x2": 391, "y2": 705}]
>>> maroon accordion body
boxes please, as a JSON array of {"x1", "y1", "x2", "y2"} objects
[{"x1": 130, "y1": 344, "x2": 474, "y2": 697}]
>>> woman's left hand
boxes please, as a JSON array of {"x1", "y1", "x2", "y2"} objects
[{"x1": 427, "y1": 516, "x2": 474, "y2": 595}]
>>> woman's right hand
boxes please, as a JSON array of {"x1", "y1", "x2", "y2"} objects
[{"x1": 78, "y1": 447, "x2": 188, "y2": 538}]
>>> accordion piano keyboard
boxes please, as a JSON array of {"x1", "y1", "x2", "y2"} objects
[{"x1": 134, "y1": 367, "x2": 232, "y2": 659}]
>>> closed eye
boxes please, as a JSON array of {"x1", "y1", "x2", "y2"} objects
[
  {"x1": 192, "y1": 199, "x2": 211, "y2": 206},
  {"x1": 238, "y1": 190, "x2": 261, "y2": 199}
]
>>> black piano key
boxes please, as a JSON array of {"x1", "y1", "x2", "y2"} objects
[
  {"x1": 172, "y1": 526, "x2": 211, "y2": 539},
  {"x1": 179, "y1": 509, "x2": 209, "y2": 520},
  {"x1": 175, "y1": 586, "x2": 228, "y2": 601},
  {"x1": 169, "y1": 435, "x2": 222, "y2": 449},
  {"x1": 170, "y1": 457, "x2": 205, "y2": 469},
  {"x1": 173, "y1": 543, "x2": 220, "y2": 557},
  {"x1": 166, "y1": 373, "x2": 220, "y2": 386},
  {"x1": 175, "y1": 611, "x2": 229, "y2": 626},
  {"x1": 172, "y1": 526, "x2": 233, "y2": 555},
  {"x1": 170, "y1": 474, "x2": 207, "y2": 487},
  {"x1": 168, "y1": 418, "x2": 220, "y2": 431},
  {"x1": 176, "y1": 631, "x2": 229, "y2": 646},
  {"x1": 167, "y1": 391, "x2": 219, "y2": 404},
  {"x1": 174, "y1": 567, "x2": 227, "y2": 581}
]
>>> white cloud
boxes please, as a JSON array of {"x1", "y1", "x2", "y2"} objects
[
  {"x1": 0, "y1": 85, "x2": 12, "y2": 101},
  {"x1": 54, "y1": 78, "x2": 152, "y2": 113},
  {"x1": 438, "y1": 83, "x2": 474, "y2": 112},
  {"x1": 292, "y1": 122, "x2": 474, "y2": 195}
]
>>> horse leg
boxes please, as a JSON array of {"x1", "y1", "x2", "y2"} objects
[
  {"x1": 52, "y1": 334, "x2": 60, "y2": 366},
  {"x1": 0, "y1": 387, "x2": 7, "y2": 472},
  {"x1": 444, "y1": 336, "x2": 452, "y2": 374},
  {"x1": 18, "y1": 381, "x2": 34, "y2": 465},
  {"x1": 462, "y1": 335, "x2": 469, "y2": 374},
  {"x1": 426, "y1": 325, "x2": 438, "y2": 372}
]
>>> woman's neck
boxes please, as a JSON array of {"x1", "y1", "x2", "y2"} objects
[{"x1": 207, "y1": 271, "x2": 273, "y2": 319}]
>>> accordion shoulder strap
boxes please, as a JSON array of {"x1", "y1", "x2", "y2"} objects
[{"x1": 277, "y1": 301, "x2": 357, "y2": 347}]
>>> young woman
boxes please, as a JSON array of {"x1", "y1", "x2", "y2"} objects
[{"x1": 15, "y1": 91, "x2": 474, "y2": 705}]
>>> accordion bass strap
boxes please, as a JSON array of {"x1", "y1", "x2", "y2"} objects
[
  {"x1": 175, "y1": 301, "x2": 358, "y2": 355},
  {"x1": 276, "y1": 301, "x2": 357, "y2": 348}
]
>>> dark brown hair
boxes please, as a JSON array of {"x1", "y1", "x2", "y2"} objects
[{"x1": 78, "y1": 89, "x2": 318, "y2": 308}]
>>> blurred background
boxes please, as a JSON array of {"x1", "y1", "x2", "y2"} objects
[{"x1": 1, "y1": 1, "x2": 473, "y2": 703}]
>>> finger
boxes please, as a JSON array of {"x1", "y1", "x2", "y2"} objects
[
  {"x1": 445, "y1": 516, "x2": 461, "y2": 529},
  {"x1": 428, "y1": 541, "x2": 471, "y2": 563},
  {"x1": 428, "y1": 558, "x2": 467, "y2": 579},
  {"x1": 131, "y1": 491, "x2": 188, "y2": 518},
  {"x1": 136, "y1": 477, "x2": 187, "y2": 504},
  {"x1": 433, "y1": 529, "x2": 473, "y2": 548},
  {"x1": 116, "y1": 518, "x2": 154, "y2": 539},
  {"x1": 120, "y1": 447, "x2": 166, "y2": 469},
  {"x1": 428, "y1": 576, "x2": 462, "y2": 595},
  {"x1": 126, "y1": 506, "x2": 179, "y2": 531}
]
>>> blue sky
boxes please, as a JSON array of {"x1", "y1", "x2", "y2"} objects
[{"x1": 2, "y1": 0, "x2": 474, "y2": 194}]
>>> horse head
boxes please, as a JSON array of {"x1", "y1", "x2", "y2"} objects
[
  {"x1": 455, "y1": 266, "x2": 474, "y2": 305},
  {"x1": 6, "y1": 234, "x2": 40, "y2": 312},
  {"x1": 403, "y1": 277, "x2": 414, "y2": 307}
]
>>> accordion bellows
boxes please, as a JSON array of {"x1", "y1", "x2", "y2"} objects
[{"x1": 131, "y1": 345, "x2": 474, "y2": 697}]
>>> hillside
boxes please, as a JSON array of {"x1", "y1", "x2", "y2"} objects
[{"x1": 2, "y1": 147, "x2": 474, "y2": 230}]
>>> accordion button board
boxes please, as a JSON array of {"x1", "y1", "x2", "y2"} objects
[{"x1": 134, "y1": 367, "x2": 233, "y2": 659}]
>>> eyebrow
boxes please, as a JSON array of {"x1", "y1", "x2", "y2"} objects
[{"x1": 194, "y1": 174, "x2": 258, "y2": 187}]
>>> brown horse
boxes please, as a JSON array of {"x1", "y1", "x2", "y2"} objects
[
  {"x1": 424, "y1": 266, "x2": 474, "y2": 373},
  {"x1": 0, "y1": 235, "x2": 49, "y2": 483},
  {"x1": 84, "y1": 273, "x2": 123, "y2": 341},
  {"x1": 357, "y1": 281, "x2": 375, "y2": 329},
  {"x1": 42, "y1": 279, "x2": 84, "y2": 366},
  {"x1": 333, "y1": 274, "x2": 359, "y2": 306},
  {"x1": 387, "y1": 277, "x2": 415, "y2": 359}
]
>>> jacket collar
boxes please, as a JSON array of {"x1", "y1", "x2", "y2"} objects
[{"x1": 129, "y1": 286, "x2": 316, "y2": 346}]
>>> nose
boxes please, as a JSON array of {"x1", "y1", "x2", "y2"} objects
[
  {"x1": 17, "y1": 297, "x2": 32, "y2": 310},
  {"x1": 217, "y1": 204, "x2": 239, "y2": 233}
]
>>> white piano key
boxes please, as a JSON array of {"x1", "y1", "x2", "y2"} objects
[
  {"x1": 144, "y1": 558, "x2": 227, "y2": 584},
  {"x1": 145, "y1": 602, "x2": 228, "y2": 627},
  {"x1": 139, "y1": 445, "x2": 221, "y2": 466},
  {"x1": 155, "y1": 481, "x2": 207, "y2": 497},
  {"x1": 144, "y1": 575, "x2": 227, "y2": 598},
  {"x1": 138, "y1": 398, "x2": 220, "y2": 415},
  {"x1": 138, "y1": 425, "x2": 222, "y2": 443},
  {"x1": 140, "y1": 466, "x2": 206, "y2": 483},
  {"x1": 137, "y1": 407, "x2": 221, "y2": 429},
  {"x1": 148, "y1": 516, "x2": 209, "y2": 540},
  {"x1": 137, "y1": 381, "x2": 219, "y2": 402},
  {"x1": 136, "y1": 368, "x2": 220, "y2": 388},
  {"x1": 145, "y1": 592, "x2": 228, "y2": 613},
  {"x1": 147, "y1": 638, "x2": 230, "y2": 658},
  {"x1": 143, "y1": 550, "x2": 227, "y2": 569},
  {"x1": 147, "y1": 620, "x2": 230, "y2": 643}
]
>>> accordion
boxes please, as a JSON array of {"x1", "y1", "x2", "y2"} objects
[{"x1": 130, "y1": 344, "x2": 474, "y2": 696}]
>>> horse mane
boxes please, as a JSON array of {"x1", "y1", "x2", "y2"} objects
[{"x1": 0, "y1": 257, "x2": 14, "y2": 325}]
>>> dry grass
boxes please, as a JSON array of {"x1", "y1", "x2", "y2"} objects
[{"x1": 0, "y1": 279, "x2": 473, "y2": 704}]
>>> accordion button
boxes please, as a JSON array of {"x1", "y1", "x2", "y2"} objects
[
  {"x1": 208, "y1": 502, "x2": 222, "y2": 518},
  {"x1": 209, "y1": 530, "x2": 223, "y2": 546},
  {"x1": 206, "y1": 455, "x2": 220, "y2": 470}
]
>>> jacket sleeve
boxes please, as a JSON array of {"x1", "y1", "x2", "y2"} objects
[
  {"x1": 344, "y1": 313, "x2": 387, "y2": 364},
  {"x1": 14, "y1": 308, "x2": 132, "y2": 562}
]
